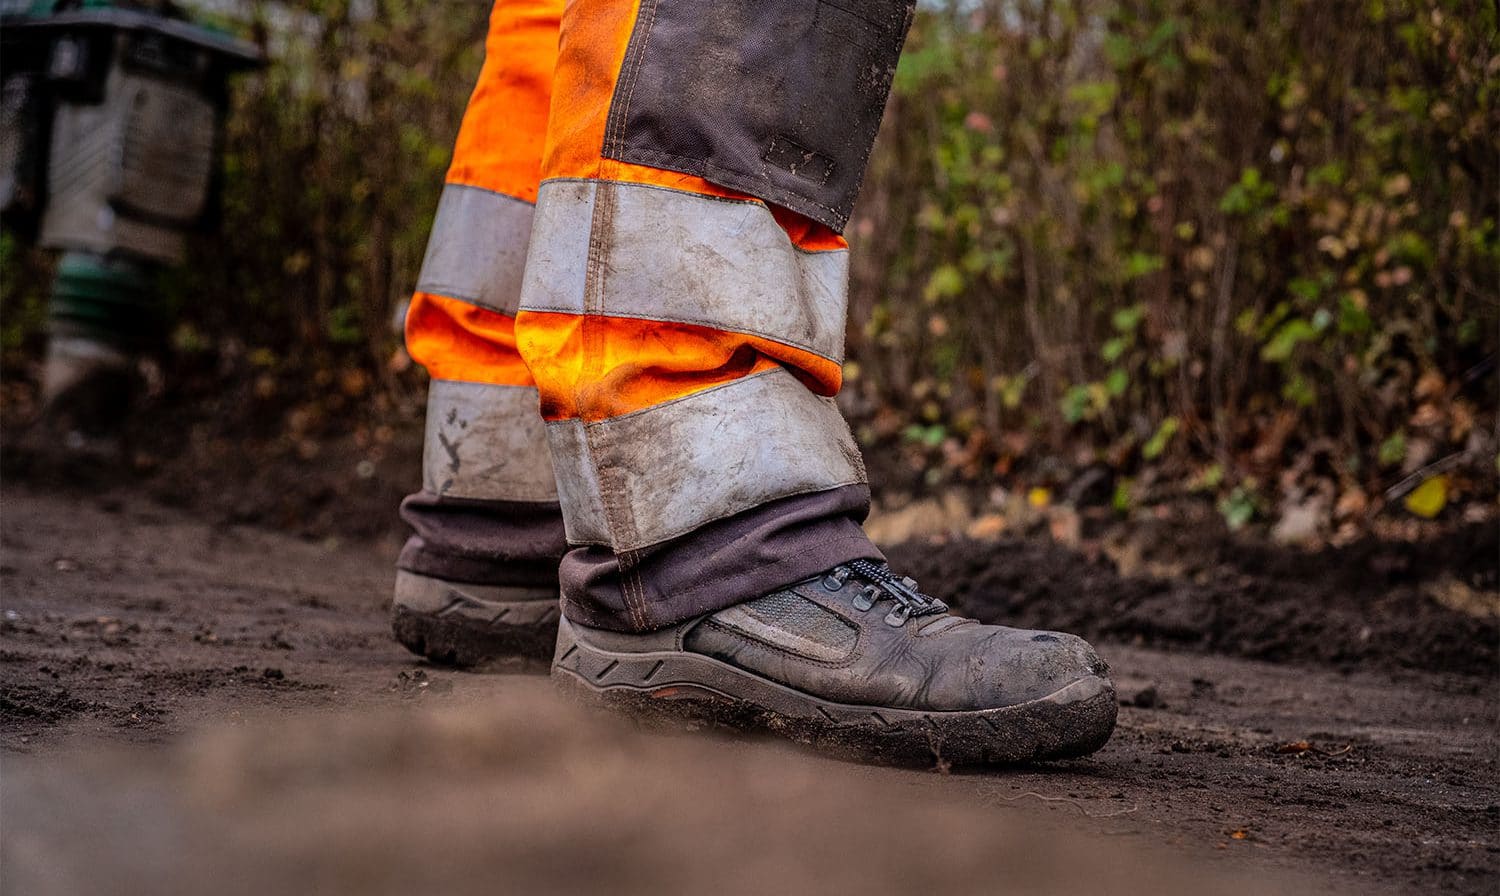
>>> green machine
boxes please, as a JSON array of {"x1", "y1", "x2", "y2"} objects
[{"x1": 1, "y1": 0, "x2": 261, "y2": 422}]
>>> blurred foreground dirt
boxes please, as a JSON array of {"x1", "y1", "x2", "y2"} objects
[{"x1": 1, "y1": 485, "x2": 1496, "y2": 894}]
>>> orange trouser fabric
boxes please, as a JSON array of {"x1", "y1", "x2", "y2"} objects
[{"x1": 404, "y1": 0, "x2": 558, "y2": 389}]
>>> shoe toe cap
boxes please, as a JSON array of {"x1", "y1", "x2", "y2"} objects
[{"x1": 959, "y1": 628, "x2": 1113, "y2": 709}]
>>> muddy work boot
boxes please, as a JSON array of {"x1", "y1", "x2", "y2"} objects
[
  {"x1": 392, "y1": 570, "x2": 560, "y2": 668},
  {"x1": 553, "y1": 560, "x2": 1117, "y2": 766}
]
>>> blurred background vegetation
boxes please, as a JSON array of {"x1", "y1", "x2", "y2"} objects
[{"x1": 3, "y1": 0, "x2": 1496, "y2": 539}]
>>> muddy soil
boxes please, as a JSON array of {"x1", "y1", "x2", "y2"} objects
[
  {"x1": 886, "y1": 519, "x2": 1499, "y2": 675},
  {"x1": 1, "y1": 484, "x2": 1497, "y2": 895}
]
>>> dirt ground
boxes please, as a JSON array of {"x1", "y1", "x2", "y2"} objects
[{"x1": 1, "y1": 481, "x2": 1497, "y2": 894}]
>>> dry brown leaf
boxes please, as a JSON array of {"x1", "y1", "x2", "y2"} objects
[
  {"x1": 1414, "y1": 369, "x2": 1447, "y2": 401},
  {"x1": 1334, "y1": 488, "x2": 1368, "y2": 519}
]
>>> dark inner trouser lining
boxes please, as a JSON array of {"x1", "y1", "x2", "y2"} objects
[
  {"x1": 398, "y1": 492, "x2": 568, "y2": 589},
  {"x1": 559, "y1": 484, "x2": 884, "y2": 632}
]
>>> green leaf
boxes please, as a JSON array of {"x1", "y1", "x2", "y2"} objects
[
  {"x1": 1142, "y1": 416, "x2": 1180, "y2": 460},
  {"x1": 1234, "y1": 308, "x2": 1259, "y2": 336},
  {"x1": 1338, "y1": 295, "x2": 1373, "y2": 334},
  {"x1": 1378, "y1": 430, "x2": 1407, "y2": 467},
  {"x1": 1123, "y1": 252, "x2": 1165, "y2": 279},
  {"x1": 1105, "y1": 368, "x2": 1129, "y2": 396},
  {"x1": 1307, "y1": 162, "x2": 1346, "y2": 187},
  {"x1": 923, "y1": 264, "x2": 965, "y2": 303},
  {"x1": 900, "y1": 424, "x2": 947, "y2": 448},
  {"x1": 1100, "y1": 336, "x2": 1129, "y2": 363},
  {"x1": 1192, "y1": 463, "x2": 1225, "y2": 491},
  {"x1": 1261, "y1": 319, "x2": 1320, "y2": 362},
  {"x1": 1219, "y1": 167, "x2": 1273, "y2": 215},
  {"x1": 993, "y1": 373, "x2": 1031, "y2": 410},
  {"x1": 1061, "y1": 385, "x2": 1092, "y2": 423},
  {"x1": 1218, "y1": 487, "x2": 1256, "y2": 530},
  {"x1": 327, "y1": 304, "x2": 363, "y2": 345},
  {"x1": 1112, "y1": 306, "x2": 1145, "y2": 333},
  {"x1": 1282, "y1": 374, "x2": 1316, "y2": 407},
  {"x1": 1288, "y1": 277, "x2": 1323, "y2": 302}
]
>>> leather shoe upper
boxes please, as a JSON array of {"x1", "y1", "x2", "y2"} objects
[{"x1": 682, "y1": 561, "x2": 1110, "y2": 712}]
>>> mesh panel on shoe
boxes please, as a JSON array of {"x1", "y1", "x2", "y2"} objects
[{"x1": 709, "y1": 589, "x2": 856, "y2": 662}]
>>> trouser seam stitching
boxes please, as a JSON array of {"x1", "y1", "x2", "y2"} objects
[{"x1": 604, "y1": 0, "x2": 661, "y2": 158}]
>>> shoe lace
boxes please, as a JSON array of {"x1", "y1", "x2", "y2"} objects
[{"x1": 822, "y1": 559, "x2": 949, "y2": 628}]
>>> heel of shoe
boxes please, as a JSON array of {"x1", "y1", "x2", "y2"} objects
[{"x1": 391, "y1": 570, "x2": 560, "y2": 669}]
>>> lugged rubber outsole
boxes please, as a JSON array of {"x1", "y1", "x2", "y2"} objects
[
  {"x1": 551, "y1": 615, "x2": 1118, "y2": 767},
  {"x1": 391, "y1": 571, "x2": 559, "y2": 670}
]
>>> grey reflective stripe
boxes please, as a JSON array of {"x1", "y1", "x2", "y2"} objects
[
  {"x1": 423, "y1": 379, "x2": 558, "y2": 502},
  {"x1": 416, "y1": 183, "x2": 534, "y2": 315},
  {"x1": 546, "y1": 418, "x2": 609, "y2": 541},
  {"x1": 546, "y1": 368, "x2": 866, "y2": 551},
  {"x1": 520, "y1": 179, "x2": 848, "y2": 363}
]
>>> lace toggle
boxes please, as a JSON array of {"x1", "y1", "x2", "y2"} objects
[{"x1": 825, "y1": 559, "x2": 949, "y2": 627}]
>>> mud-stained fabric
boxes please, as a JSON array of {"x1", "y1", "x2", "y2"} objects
[
  {"x1": 544, "y1": 367, "x2": 866, "y2": 552},
  {"x1": 423, "y1": 378, "x2": 558, "y2": 503},
  {"x1": 602, "y1": 0, "x2": 915, "y2": 231},
  {"x1": 416, "y1": 184, "x2": 535, "y2": 315},
  {"x1": 559, "y1": 485, "x2": 881, "y2": 631},
  {"x1": 521, "y1": 179, "x2": 848, "y2": 363}
]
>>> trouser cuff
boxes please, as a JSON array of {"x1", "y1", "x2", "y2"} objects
[
  {"x1": 398, "y1": 491, "x2": 566, "y2": 590},
  {"x1": 558, "y1": 484, "x2": 882, "y2": 632}
]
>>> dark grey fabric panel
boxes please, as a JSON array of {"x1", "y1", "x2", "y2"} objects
[
  {"x1": 558, "y1": 484, "x2": 884, "y2": 632},
  {"x1": 398, "y1": 491, "x2": 567, "y2": 589},
  {"x1": 603, "y1": 0, "x2": 914, "y2": 232}
]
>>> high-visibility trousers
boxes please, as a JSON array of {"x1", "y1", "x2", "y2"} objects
[{"x1": 401, "y1": 0, "x2": 914, "y2": 631}]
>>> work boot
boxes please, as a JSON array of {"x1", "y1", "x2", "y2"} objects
[
  {"x1": 552, "y1": 559, "x2": 1117, "y2": 766},
  {"x1": 391, "y1": 570, "x2": 560, "y2": 668}
]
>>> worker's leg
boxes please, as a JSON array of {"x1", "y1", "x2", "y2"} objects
[
  {"x1": 515, "y1": 0, "x2": 898, "y2": 632},
  {"x1": 517, "y1": 0, "x2": 1117, "y2": 765},
  {"x1": 394, "y1": 0, "x2": 566, "y2": 665}
]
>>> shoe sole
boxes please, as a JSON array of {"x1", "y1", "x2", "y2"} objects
[
  {"x1": 552, "y1": 615, "x2": 1118, "y2": 767},
  {"x1": 391, "y1": 570, "x2": 559, "y2": 670}
]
